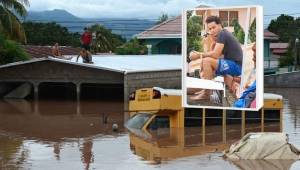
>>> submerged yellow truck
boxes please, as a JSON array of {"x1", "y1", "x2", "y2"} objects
[{"x1": 126, "y1": 87, "x2": 283, "y2": 132}]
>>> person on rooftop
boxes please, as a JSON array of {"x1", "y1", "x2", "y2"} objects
[
  {"x1": 52, "y1": 43, "x2": 63, "y2": 58},
  {"x1": 80, "y1": 27, "x2": 92, "y2": 52},
  {"x1": 76, "y1": 48, "x2": 93, "y2": 64}
]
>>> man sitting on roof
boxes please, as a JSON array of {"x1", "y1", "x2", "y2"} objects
[
  {"x1": 52, "y1": 43, "x2": 63, "y2": 58},
  {"x1": 51, "y1": 43, "x2": 73, "y2": 60},
  {"x1": 189, "y1": 16, "x2": 243, "y2": 100},
  {"x1": 76, "y1": 48, "x2": 93, "y2": 64}
]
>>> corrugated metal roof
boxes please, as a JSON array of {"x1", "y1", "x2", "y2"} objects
[
  {"x1": 71, "y1": 54, "x2": 182, "y2": 73},
  {"x1": 0, "y1": 55, "x2": 182, "y2": 74}
]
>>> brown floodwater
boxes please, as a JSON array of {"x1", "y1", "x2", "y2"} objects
[{"x1": 0, "y1": 88, "x2": 300, "y2": 170}]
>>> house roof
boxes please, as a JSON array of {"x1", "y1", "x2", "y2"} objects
[
  {"x1": 272, "y1": 49, "x2": 288, "y2": 54},
  {"x1": 0, "y1": 55, "x2": 181, "y2": 74},
  {"x1": 23, "y1": 45, "x2": 81, "y2": 58},
  {"x1": 136, "y1": 16, "x2": 182, "y2": 39},
  {"x1": 270, "y1": 43, "x2": 289, "y2": 49},
  {"x1": 264, "y1": 30, "x2": 279, "y2": 40},
  {"x1": 137, "y1": 16, "x2": 279, "y2": 40}
]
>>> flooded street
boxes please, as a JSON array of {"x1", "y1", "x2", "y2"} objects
[{"x1": 1, "y1": 88, "x2": 300, "y2": 170}]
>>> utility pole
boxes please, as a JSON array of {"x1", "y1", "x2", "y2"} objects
[{"x1": 295, "y1": 38, "x2": 299, "y2": 71}]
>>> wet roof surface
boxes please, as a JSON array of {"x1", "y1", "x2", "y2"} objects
[
  {"x1": 68, "y1": 54, "x2": 182, "y2": 73},
  {"x1": 0, "y1": 54, "x2": 182, "y2": 73}
]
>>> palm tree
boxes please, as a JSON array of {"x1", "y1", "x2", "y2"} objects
[
  {"x1": 89, "y1": 24, "x2": 125, "y2": 53},
  {"x1": 0, "y1": 0, "x2": 29, "y2": 43}
]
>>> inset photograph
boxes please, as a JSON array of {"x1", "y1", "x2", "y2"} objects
[{"x1": 183, "y1": 6, "x2": 263, "y2": 110}]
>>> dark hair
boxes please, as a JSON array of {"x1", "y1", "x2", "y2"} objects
[
  {"x1": 84, "y1": 27, "x2": 87, "y2": 30},
  {"x1": 206, "y1": 16, "x2": 222, "y2": 25}
]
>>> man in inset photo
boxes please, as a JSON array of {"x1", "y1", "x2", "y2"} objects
[{"x1": 188, "y1": 16, "x2": 243, "y2": 101}]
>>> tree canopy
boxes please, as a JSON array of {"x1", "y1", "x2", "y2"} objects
[
  {"x1": 268, "y1": 14, "x2": 300, "y2": 42},
  {"x1": 115, "y1": 37, "x2": 147, "y2": 55},
  {"x1": 187, "y1": 14, "x2": 203, "y2": 54},
  {"x1": 232, "y1": 19, "x2": 245, "y2": 44},
  {"x1": 0, "y1": 0, "x2": 29, "y2": 43},
  {"x1": 23, "y1": 22, "x2": 81, "y2": 47},
  {"x1": 156, "y1": 13, "x2": 168, "y2": 24},
  {"x1": 0, "y1": 35, "x2": 30, "y2": 65},
  {"x1": 89, "y1": 24, "x2": 126, "y2": 53}
]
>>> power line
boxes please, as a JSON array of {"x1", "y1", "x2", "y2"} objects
[
  {"x1": 21, "y1": 11, "x2": 300, "y2": 23},
  {"x1": 264, "y1": 12, "x2": 300, "y2": 17}
]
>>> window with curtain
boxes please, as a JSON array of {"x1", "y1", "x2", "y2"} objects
[{"x1": 219, "y1": 11, "x2": 239, "y2": 27}]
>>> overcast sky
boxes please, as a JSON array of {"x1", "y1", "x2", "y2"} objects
[{"x1": 28, "y1": 0, "x2": 300, "y2": 20}]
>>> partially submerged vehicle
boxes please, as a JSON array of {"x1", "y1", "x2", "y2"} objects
[
  {"x1": 126, "y1": 88, "x2": 299, "y2": 164},
  {"x1": 126, "y1": 87, "x2": 283, "y2": 131}
]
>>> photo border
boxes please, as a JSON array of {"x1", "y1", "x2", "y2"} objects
[{"x1": 182, "y1": 5, "x2": 263, "y2": 111}]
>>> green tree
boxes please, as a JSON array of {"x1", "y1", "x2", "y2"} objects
[
  {"x1": 232, "y1": 19, "x2": 245, "y2": 44},
  {"x1": 279, "y1": 45, "x2": 294, "y2": 67},
  {"x1": 268, "y1": 15, "x2": 300, "y2": 67},
  {"x1": 0, "y1": 35, "x2": 30, "y2": 65},
  {"x1": 249, "y1": 18, "x2": 256, "y2": 43},
  {"x1": 0, "y1": 0, "x2": 29, "y2": 43},
  {"x1": 115, "y1": 38, "x2": 147, "y2": 55},
  {"x1": 156, "y1": 13, "x2": 168, "y2": 24},
  {"x1": 187, "y1": 15, "x2": 203, "y2": 54},
  {"x1": 89, "y1": 24, "x2": 125, "y2": 53},
  {"x1": 23, "y1": 22, "x2": 81, "y2": 47},
  {"x1": 268, "y1": 14, "x2": 296, "y2": 42}
]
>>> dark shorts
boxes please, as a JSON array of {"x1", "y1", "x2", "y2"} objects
[
  {"x1": 83, "y1": 55, "x2": 92, "y2": 63},
  {"x1": 81, "y1": 44, "x2": 90, "y2": 51},
  {"x1": 215, "y1": 59, "x2": 242, "y2": 76}
]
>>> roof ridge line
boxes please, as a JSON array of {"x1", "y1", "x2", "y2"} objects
[{"x1": 136, "y1": 17, "x2": 179, "y2": 36}]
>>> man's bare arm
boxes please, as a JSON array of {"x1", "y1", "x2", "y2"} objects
[{"x1": 202, "y1": 43, "x2": 224, "y2": 59}]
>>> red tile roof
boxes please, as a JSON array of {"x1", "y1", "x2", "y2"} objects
[
  {"x1": 137, "y1": 16, "x2": 182, "y2": 39},
  {"x1": 264, "y1": 30, "x2": 279, "y2": 40},
  {"x1": 23, "y1": 45, "x2": 81, "y2": 58},
  {"x1": 272, "y1": 49, "x2": 288, "y2": 54}
]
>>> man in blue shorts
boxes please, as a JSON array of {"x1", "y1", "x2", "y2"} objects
[{"x1": 189, "y1": 15, "x2": 243, "y2": 100}]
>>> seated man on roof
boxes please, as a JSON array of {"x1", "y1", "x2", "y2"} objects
[
  {"x1": 51, "y1": 43, "x2": 73, "y2": 60},
  {"x1": 52, "y1": 43, "x2": 63, "y2": 58},
  {"x1": 189, "y1": 16, "x2": 243, "y2": 100},
  {"x1": 76, "y1": 48, "x2": 93, "y2": 64}
]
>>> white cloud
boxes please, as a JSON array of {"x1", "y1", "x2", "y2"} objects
[
  {"x1": 28, "y1": 0, "x2": 201, "y2": 18},
  {"x1": 28, "y1": 0, "x2": 300, "y2": 19}
]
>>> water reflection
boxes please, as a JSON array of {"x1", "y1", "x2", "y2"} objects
[
  {"x1": 0, "y1": 135, "x2": 28, "y2": 169},
  {"x1": 128, "y1": 122, "x2": 282, "y2": 164},
  {"x1": 0, "y1": 88, "x2": 300, "y2": 170},
  {"x1": 230, "y1": 160, "x2": 296, "y2": 170},
  {"x1": 80, "y1": 138, "x2": 94, "y2": 170},
  {"x1": 0, "y1": 99, "x2": 124, "y2": 140},
  {"x1": 0, "y1": 99, "x2": 124, "y2": 170}
]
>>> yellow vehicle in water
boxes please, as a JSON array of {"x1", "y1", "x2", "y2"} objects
[
  {"x1": 128, "y1": 122, "x2": 282, "y2": 164},
  {"x1": 126, "y1": 87, "x2": 283, "y2": 133},
  {"x1": 126, "y1": 87, "x2": 283, "y2": 164}
]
